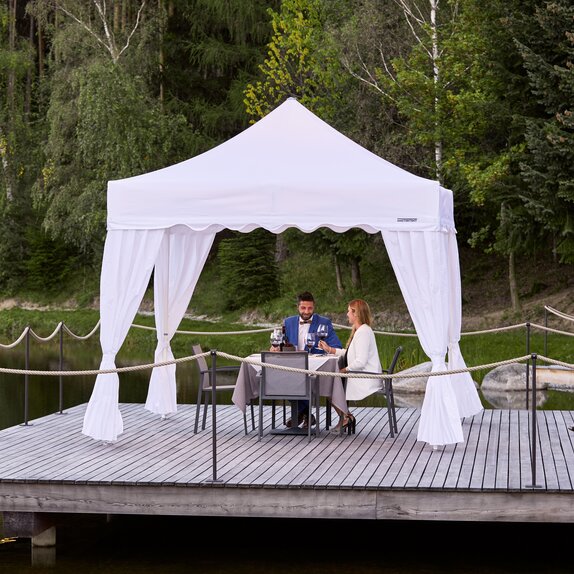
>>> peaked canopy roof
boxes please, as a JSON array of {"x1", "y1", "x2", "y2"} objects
[{"x1": 107, "y1": 98, "x2": 454, "y2": 234}]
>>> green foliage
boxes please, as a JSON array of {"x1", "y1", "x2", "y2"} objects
[
  {"x1": 243, "y1": 0, "x2": 347, "y2": 123},
  {"x1": 164, "y1": 0, "x2": 279, "y2": 142},
  {"x1": 515, "y1": 0, "x2": 574, "y2": 263},
  {"x1": 218, "y1": 229, "x2": 279, "y2": 310},
  {"x1": 35, "y1": 60, "x2": 195, "y2": 257}
]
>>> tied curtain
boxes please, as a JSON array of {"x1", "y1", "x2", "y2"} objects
[
  {"x1": 145, "y1": 227, "x2": 215, "y2": 415},
  {"x1": 382, "y1": 230, "x2": 482, "y2": 446},
  {"x1": 446, "y1": 232, "x2": 484, "y2": 418},
  {"x1": 82, "y1": 227, "x2": 215, "y2": 442}
]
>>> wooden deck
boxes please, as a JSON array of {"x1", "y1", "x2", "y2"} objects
[{"x1": 1, "y1": 403, "x2": 574, "y2": 523}]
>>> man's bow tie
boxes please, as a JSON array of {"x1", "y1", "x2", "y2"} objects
[{"x1": 299, "y1": 320, "x2": 312, "y2": 324}]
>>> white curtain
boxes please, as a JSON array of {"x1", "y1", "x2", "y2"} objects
[
  {"x1": 382, "y1": 230, "x2": 463, "y2": 446},
  {"x1": 145, "y1": 228, "x2": 216, "y2": 415},
  {"x1": 82, "y1": 229, "x2": 165, "y2": 442},
  {"x1": 446, "y1": 232, "x2": 484, "y2": 418}
]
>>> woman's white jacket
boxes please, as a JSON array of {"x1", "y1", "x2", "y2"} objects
[{"x1": 333, "y1": 324, "x2": 382, "y2": 401}]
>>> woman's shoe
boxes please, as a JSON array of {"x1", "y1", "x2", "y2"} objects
[
  {"x1": 330, "y1": 417, "x2": 344, "y2": 434},
  {"x1": 342, "y1": 413, "x2": 356, "y2": 435}
]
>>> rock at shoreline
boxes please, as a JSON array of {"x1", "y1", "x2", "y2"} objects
[
  {"x1": 393, "y1": 362, "x2": 432, "y2": 393},
  {"x1": 481, "y1": 363, "x2": 539, "y2": 392}
]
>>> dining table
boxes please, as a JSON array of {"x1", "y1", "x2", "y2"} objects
[{"x1": 231, "y1": 352, "x2": 347, "y2": 433}]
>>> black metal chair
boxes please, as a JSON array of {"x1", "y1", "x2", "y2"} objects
[
  {"x1": 192, "y1": 344, "x2": 254, "y2": 434},
  {"x1": 258, "y1": 351, "x2": 319, "y2": 442},
  {"x1": 378, "y1": 345, "x2": 402, "y2": 437},
  {"x1": 347, "y1": 345, "x2": 402, "y2": 437}
]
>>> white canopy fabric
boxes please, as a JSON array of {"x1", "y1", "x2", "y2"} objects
[{"x1": 83, "y1": 97, "x2": 482, "y2": 445}]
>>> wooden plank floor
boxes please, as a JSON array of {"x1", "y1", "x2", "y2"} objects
[{"x1": 1, "y1": 403, "x2": 574, "y2": 522}]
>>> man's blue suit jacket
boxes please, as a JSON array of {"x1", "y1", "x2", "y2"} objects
[{"x1": 283, "y1": 314, "x2": 342, "y2": 353}]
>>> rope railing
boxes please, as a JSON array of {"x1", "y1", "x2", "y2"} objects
[
  {"x1": 530, "y1": 322, "x2": 574, "y2": 337},
  {"x1": 1, "y1": 307, "x2": 574, "y2": 348},
  {"x1": 0, "y1": 350, "x2": 555, "y2": 379},
  {"x1": 62, "y1": 321, "x2": 101, "y2": 340},
  {"x1": 545, "y1": 305, "x2": 574, "y2": 323},
  {"x1": 0, "y1": 326, "x2": 30, "y2": 350},
  {"x1": 28, "y1": 322, "x2": 64, "y2": 343}
]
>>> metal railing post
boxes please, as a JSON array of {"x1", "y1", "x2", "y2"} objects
[
  {"x1": 57, "y1": 322, "x2": 66, "y2": 414},
  {"x1": 544, "y1": 307, "x2": 548, "y2": 357},
  {"x1": 22, "y1": 328, "x2": 30, "y2": 426},
  {"x1": 207, "y1": 349, "x2": 222, "y2": 483},
  {"x1": 525, "y1": 322, "x2": 531, "y2": 410},
  {"x1": 526, "y1": 354, "x2": 542, "y2": 488}
]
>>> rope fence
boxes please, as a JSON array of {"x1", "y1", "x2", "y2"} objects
[
  {"x1": 1, "y1": 349, "x2": 570, "y2": 379},
  {"x1": 0, "y1": 304, "x2": 572, "y2": 379},
  {"x1": 0, "y1": 305, "x2": 571, "y2": 486},
  {"x1": 1, "y1": 313, "x2": 573, "y2": 349}
]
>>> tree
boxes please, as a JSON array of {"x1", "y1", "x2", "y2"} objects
[
  {"x1": 27, "y1": 1, "x2": 196, "y2": 263},
  {"x1": 29, "y1": 0, "x2": 147, "y2": 64},
  {"x1": 218, "y1": 228, "x2": 279, "y2": 310},
  {"x1": 162, "y1": 0, "x2": 280, "y2": 144},
  {"x1": 0, "y1": 1, "x2": 47, "y2": 292},
  {"x1": 515, "y1": 0, "x2": 574, "y2": 263},
  {"x1": 243, "y1": 0, "x2": 347, "y2": 124}
]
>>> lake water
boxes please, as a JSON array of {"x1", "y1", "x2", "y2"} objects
[
  {"x1": 1, "y1": 514, "x2": 573, "y2": 573},
  {"x1": 1, "y1": 341, "x2": 574, "y2": 572}
]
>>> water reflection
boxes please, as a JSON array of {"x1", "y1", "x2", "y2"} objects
[
  {"x1": 0, "y1": 340, "x2": 202, "y2": 431},
  {"x1": 481, "y1": 388, "x2": 547, "y2": 409},
  {"x1": 1, "y1": 515, "x2": 573, "y2": 574}
]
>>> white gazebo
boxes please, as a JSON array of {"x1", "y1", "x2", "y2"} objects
[{"x1": 82, "y1": 98, "x2": 482, "y2": 446}]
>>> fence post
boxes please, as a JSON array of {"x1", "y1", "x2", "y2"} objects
[
  {"x1": 544, "y1": 307, "x2": 548, "y2": 357},
  {"x1": 207, "y1": 349, "x2": 222, "y2": 483},
  {"x1": 21, "y1": 328, "x2": 30, "y2": 427},
  {"x1": 526, "y1": 353, "x2": 542, "y2": 488},
  {"x1": 57, "y1": 322, "x2": 65, "y2": 415},
  {"x1": 525, "y1": 322, "x2": 531, "y2": 410}
]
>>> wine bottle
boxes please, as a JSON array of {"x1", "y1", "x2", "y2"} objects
[
  {"x1": 280, "y1": 322, "x2": 286, "y2": 352},
  {"x1": 280, "y1": 322, "x2": 295, "y2": 351}
]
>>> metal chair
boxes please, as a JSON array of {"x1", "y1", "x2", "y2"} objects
[
  {"x1": 192, "y1": 344, "x2": 254, "y2": 434},
  {"x1": 258, "y1": 351, "x2": 319, "y2": 442},
  {"x1": 376, "y1": 345, "x2": 402, "y2": 437},
  {"x1": 347, "y1": 345, "x2": 402, "y2": 437}
]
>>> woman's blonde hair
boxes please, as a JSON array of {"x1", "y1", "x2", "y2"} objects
[{"x1": 346, "y1": 299, "x2": 373, "y2": 346}]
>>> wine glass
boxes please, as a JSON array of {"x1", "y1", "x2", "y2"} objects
[
  {"x1": 305, "y1": 332, "x2": 316, "y2": 353},
  {"x1": 316, "y1": 324, "x2": 328, "y2": 352}
]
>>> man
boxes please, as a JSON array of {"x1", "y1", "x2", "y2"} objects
[{"x1": 281, "y1": 291, "x2": 342, "y2": 428}]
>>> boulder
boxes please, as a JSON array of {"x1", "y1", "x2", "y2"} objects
[
  {"x1": 481, "y1": 363, "x2": 542, "y2": 392},
  {"x1": 393, "y1": 362, "x2": 432, "y2": 393}
]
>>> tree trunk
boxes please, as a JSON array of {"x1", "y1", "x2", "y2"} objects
[
  {"x1": 509, "y1": 251, "x2": 521, "y2": 312},
  {"x1": 350, "y1": 258, "x2": 362, "y2": 288},
  {"x1": 158, "y1": 0, "x2": 164, "y2": 106},
  {"x1": 430, "y1": 0, "x2": 442, "y2": 182},
  {"x1": 274, "y1": 233, "x2": 288, "y2": 263},
  {"x1": 334, "y1": 255, "x2": 344, "y2": 295},
  {"x1": 26, "y1": 12, "x2": 34, "y2": 118}
]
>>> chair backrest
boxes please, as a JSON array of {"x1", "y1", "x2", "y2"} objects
[
  {"x1": 260, "y1": 351, "x2": 309, "y2": 398},
  {"x1": 385, "y1": 346, "x2": 403, "y2": 375},
  {"x1": 192, "y1": 343, "x2": 209, "y2": 378}
]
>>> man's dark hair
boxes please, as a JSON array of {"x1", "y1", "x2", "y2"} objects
[{"x1": 297, "y1": 291, "x2": 315, "y2": 303}]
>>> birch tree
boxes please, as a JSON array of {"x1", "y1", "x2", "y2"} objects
[{"x1": 29, "y1": 0, "x2": 147, "y2": 64}]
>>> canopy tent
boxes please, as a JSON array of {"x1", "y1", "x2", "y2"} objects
[{"x1": 83, "y1": 97, "x2": 482, "y2": 446}]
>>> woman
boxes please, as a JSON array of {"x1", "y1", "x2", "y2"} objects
[{"x1": 318, "y1": 299, "x2": 382, "y2": 434}]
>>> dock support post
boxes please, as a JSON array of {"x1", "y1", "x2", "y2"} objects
[{"x1": 3, "y1": 511, "x2": 57, "y2": 566}]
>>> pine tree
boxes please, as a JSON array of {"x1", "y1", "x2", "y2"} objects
[{"x1": 516, "y1": 0, "x2": 574, "y2": 263}]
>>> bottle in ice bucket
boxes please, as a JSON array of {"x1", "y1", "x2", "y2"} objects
[
  {"x1": 281, "y1": 321, "x2": 295, "y2": 351},
  {"x1": 280, "y1": 323, "x2": 286, "y2": 351}
]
